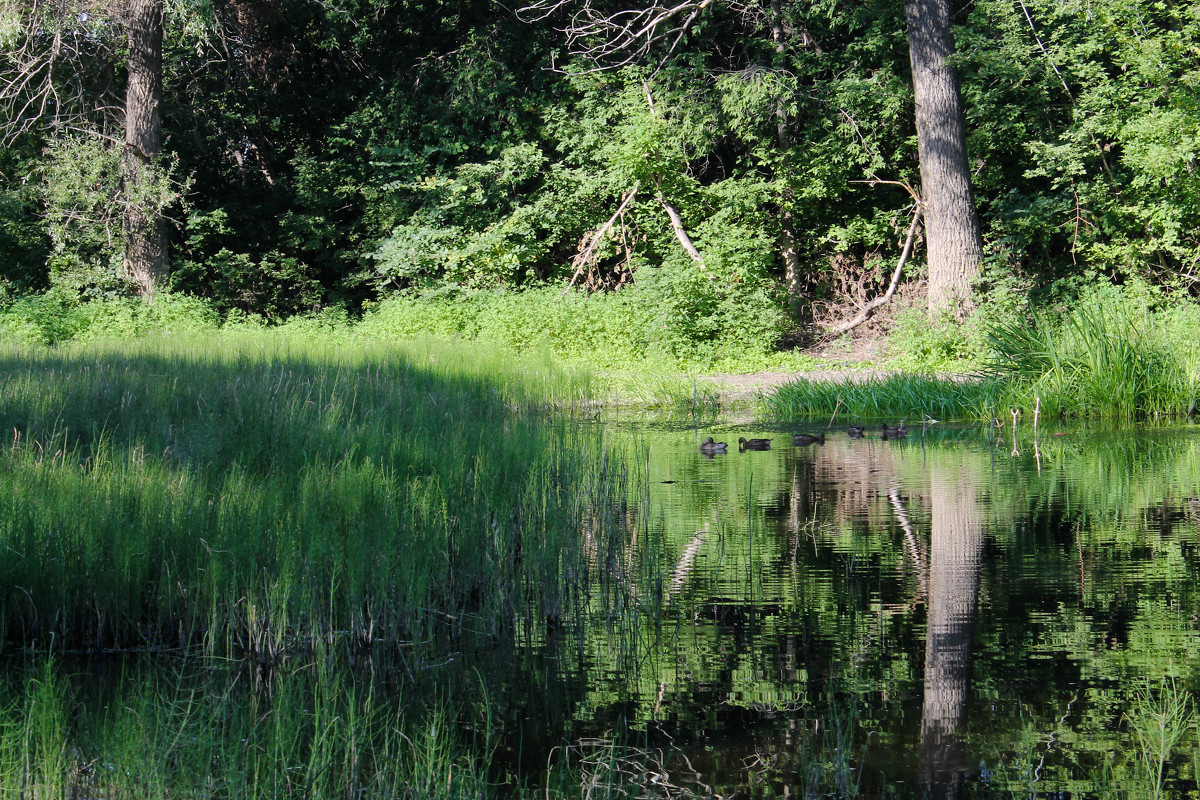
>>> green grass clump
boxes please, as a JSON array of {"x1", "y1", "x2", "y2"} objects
[
  {"x1": 765, "y1": 373, "x2": 1006, "y2": 423},
  {"x1": 984, "y1": 296, "x2": 1200, "y2": 420},
  {"x1": 0, "y1": 334, "x2": 629, "y2": 659}
]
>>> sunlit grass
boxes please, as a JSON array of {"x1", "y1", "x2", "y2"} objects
[
  {"x1": 764, "y1": 373, "x2": 1005, "y2": 423},
  {"x1": 983, "y1": 300, "x2": 1200, "y2": 420}
]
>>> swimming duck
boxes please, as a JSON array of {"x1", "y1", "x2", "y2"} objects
[
  {"x1": 792, "y1": 432, "x2": 826, "y2": 446},
  {"x1": 738, "y1": 437, "x2": 772, "y2": 451},
  {"x1": 699, "y1": 437, "x2": 728, "y2": 454},
  {"x1": 881, "y1": 422, "x2": 908, "y2": 440},
  {"x1": 847, "y1": 426, "x2": 866, "y2": 439}
]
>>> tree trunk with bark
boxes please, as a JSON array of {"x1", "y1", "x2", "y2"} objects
[
  {"x1": 122, "y1": 0, "x2": 167, "y2": 303},
  {"x1": 904, "y1": 0, "x2": 982, "y2": 321}
]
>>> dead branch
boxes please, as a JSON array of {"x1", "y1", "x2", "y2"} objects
[
  {"x1": 823, "y1": 202, "x2": 922, "y2": 336},
  {"x1": 562, "y1": 182, "x2": 640, "y2": 294},
  {"x1": 657, "y1": 192, "x2": 705, "y2": 268},
  {"x1": 517, "y1": 0, "x2": 762, "y2": 72}
]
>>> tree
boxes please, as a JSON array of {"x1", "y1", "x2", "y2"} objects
[
  {"x1": 520, "y1": 0, "x2": 985, "y2": 322},
  {"x1": 0, "y1": 0, "x2": 176, "y2": 302},
  {"x1": 904, "y1": 0, "x2": 982, "y2": 320},
  {"x1": 122, "y1": 0, "x2": 167, "y2": 302}
]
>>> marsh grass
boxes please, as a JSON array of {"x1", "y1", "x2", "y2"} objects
[
  {"x1": 0, "y1": 332, "x2": 648, "y2": 796},
  {"x1": 985, "y1": 300, "x2": 1200, "y2": 420},
  {"x1": 1124, "y1": 678, "x2": 1194, "y2": 800},
  {"x1": 0, "y1": 334, "x2": 628, "y2": 655},
  {"x1": 765, "y1": 373, "x2": 1005, "y2": 423},
  {"x1": 768, "y1": 297, "x2": 1200, "y2": 422}
]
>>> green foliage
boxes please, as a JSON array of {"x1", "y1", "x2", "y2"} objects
[
  {"x1": 962, "y1": 0, "x2": 1200, "y2": 289},
  {"x1": 983, "y1": 281, "x2": 1199, "y2": 418},
  {"x1": 359, "y1": 278, "x2": 784, "y2": 370},
  {"x1": 174, "y1": 207, "x2": 327, "y2": 318},
  {"x1": 0, "y1": 290, "x2": 220, "y2": 346},
  {"x1": 767, "y1": 373, "x2": 1005, "y2": 422},
  {"x1": 41, "y1": 135, "x2": 128, "y2": 297}
]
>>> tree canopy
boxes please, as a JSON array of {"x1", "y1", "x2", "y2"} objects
[{"x1": 2, "y1": 0, "x2": 1198, "y2": 342}]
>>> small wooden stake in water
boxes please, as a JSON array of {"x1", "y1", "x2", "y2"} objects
[
  {"x1": 828, "y1": 397, "x2": 843, "y2": 429},
  {"x1": 1033, "y1": 396, "x2": 1041, "y2": 432}
]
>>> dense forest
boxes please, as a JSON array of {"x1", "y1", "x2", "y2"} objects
[{"x1": 1, "y1": 0, "x2": 1198, "y2": 359}]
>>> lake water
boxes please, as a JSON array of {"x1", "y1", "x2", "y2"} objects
[
  {"x1": 549, "y1": 420, "x2": 1200, "y2": 798},
  {"x1": 8, "y1": 415, "x2": 1200, "y2": 798}
]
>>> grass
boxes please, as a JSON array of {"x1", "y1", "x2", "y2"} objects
[
  {"x1": 0, "y1": 333, "x2": 641, "y2": 656},
  {"x1": 766, "y1": 298, "x2": 1200, "y2": 423},
  {"x1": 0, "y1": 332, "x2": 647, "y2": 796},
  {"x1": 765, "y1": 373, "x2": 1006, "y2": 423},
  {"x1": 1125, "y1": 678, "x2": 1194, "y2": 800},
  {"x1": 984, "y1": 300, "x2": 1200, "y2": 420}
]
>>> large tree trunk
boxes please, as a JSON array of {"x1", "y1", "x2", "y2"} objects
[
  {"x1": 904, "y1": 0, "x2": 982, "y2": 321},
  {"x1": 122, "y1": 0, "x2": 167, "y2": 303}
]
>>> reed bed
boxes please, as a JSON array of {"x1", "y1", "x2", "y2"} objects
[
  {"x1": 768, "y1": 300, "x2": 1200, "y2": 423},
  {"x1": 983, "y1": 301, "x2": 1199, "y2": 420},
  {"x1": 765, "y1": 373, "x2": 1005, "y2": 423},
  {"x1": 0, "y1": 333, "x2": 649, "y2": 797}
]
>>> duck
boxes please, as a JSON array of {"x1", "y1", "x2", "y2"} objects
[
  {"x1": 699, "y1": 437, "x2": 728, "y2": 454},
  {"x1": 738, "y1": 437, "x2": 772, "y2": 451},
  {"x1": 792, "y1": 432, "x2": 826, "y2": 446},
  {"x1": 881, "y1": 422, "x2": 908, "y2": 440},
  {"x1": 847, "y1": 426, "x2": 866, "y2": 439}
]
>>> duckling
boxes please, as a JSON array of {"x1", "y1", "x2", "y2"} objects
[
  {"x1": 881, "y1": 422, "x2": 908, "y2": 440},
  {"x1": 847, "y1": 426, "x2": 866, "y2": 439},
  {"x1": 792, "y1": 432, "x2": 826, "y2": 446},
  {"x1": 699, "y1": 437, "x2": 728, "y2": 454},
  {"x1": 738, "y1": 437, "x2": 772, "y2": 451}
]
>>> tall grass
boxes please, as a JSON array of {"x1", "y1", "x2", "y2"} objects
[
  {"x1": 0, "y1": 332, "x2": 652, "y2": 796},
  {"x1": 0, "y1": 333, "x2": 634, "y2": 659},
  {"x1": 984, "y1": 298, "x2": 1200, "y2": 420},
  {"x1": 768, "y1": 296, "x2": 1200, "y2": 422},
  {"x1": 765, "y1": 373, "x2": 1005, "y2": 423}
]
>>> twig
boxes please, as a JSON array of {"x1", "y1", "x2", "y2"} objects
[{"x1": 562, "y1": 183, "x2": 640, "y2": 294}]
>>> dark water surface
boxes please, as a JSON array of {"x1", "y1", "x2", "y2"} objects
[
  {"x1": 562, "y1": 421, "x2": 1200, "y2": 798},
  {"x1": 9, "y1": 418, "x2": 1200, "y2": 798}
]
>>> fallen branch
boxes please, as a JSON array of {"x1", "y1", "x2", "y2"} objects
[
  {"x1": 658, "y1": 193, "x2": 705, "y2": 268},
  {"x1": 562, "y1": 183, "x2": 640, "y2": 294},
  {"x1": 823, "y1": 202, "x2": 921, "y2": 336}
]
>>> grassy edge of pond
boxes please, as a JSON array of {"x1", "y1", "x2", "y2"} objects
[{"x1": 0, "y1": 333, "x2": 680, "y2": 797}]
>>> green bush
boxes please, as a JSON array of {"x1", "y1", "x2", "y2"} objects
[
  {"x1": 0, "y1": 290, "x2": 221, "y2": 346},
  {"x1": 360, "y1": 278, "x2": 785, "y2": 370}
]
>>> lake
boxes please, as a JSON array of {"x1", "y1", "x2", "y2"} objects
[{"x1": 545, "y1": 420, "x2": 1200, "y2": 798}]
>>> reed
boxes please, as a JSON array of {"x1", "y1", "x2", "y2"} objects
[
  {"x1": 984, "y1": 301, "x2": 1199, "y2": 420},
  {"x1": 765, "y1": 373, "x2": 1004, "y2": 423},
  {"x1": 1124, "y1": 678, "x2": 1193, "y2": 800},
  {"x1": 0, "y1": 332, "x2": 654, "y2": 797},
  {"x1": 0, "y1": 331, "x2": 635, "y2": 662}
]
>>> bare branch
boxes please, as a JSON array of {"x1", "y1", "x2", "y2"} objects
[
  {"x1": 823, "y1": 202, "x2": 922, "y2": 336},
  {"x1": 562, "y1": 182, "x2": 641, "y2": 294},
  {"x1": 516, "y1": 0, "x2": 761, "y2": 72},
  {"x1": 657, "y1": 192, "x2": 705, "y2": 268}
]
